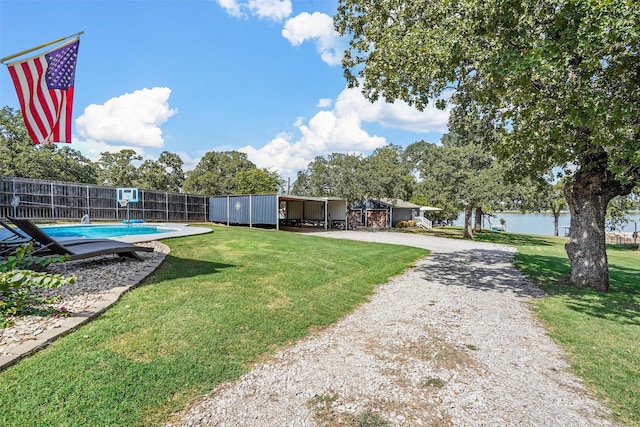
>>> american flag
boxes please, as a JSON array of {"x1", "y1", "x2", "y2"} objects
[{"x1": 7, "y1": 38, "x2": 79, "y2": 144}]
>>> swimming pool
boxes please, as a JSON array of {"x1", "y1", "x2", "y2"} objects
[{"x1": 41, "y1": 224, "x2": 173, "y2": 239}]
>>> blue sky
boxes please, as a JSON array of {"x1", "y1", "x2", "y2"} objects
[{"x1": 0, "y1": 0, "x2": 448, "y2": 181}]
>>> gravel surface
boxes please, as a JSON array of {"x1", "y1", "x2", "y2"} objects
[{"x1": 166, "y1": 231, "x2": 614, "y2": 427}]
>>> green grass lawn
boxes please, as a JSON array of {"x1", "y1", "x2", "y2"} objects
[
  {"x1": 513, "y1": 239, "x2": 640, "y2": 426},
  {"x1": 0, "y1": 225, "x2": 427, "y2": 427},
  {"x1": 2, "y1": 224, "x2": 638, "y2": 426},
  {"x1": 403, "y1": 226, "x2": 640, "y2": 425}
]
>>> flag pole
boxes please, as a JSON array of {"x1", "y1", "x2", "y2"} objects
[{"x1": 0, "y1": 31, "x2": 84, "y2": 64}]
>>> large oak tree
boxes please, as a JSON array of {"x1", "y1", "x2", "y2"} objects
[
  {"x1": 97, "y1": 149, "x2": 142, "y2": 187},
  {"x1": 137, "y1": 151, "x2": 185, "y2": 192},
  {"x1": 335, "y1": 0, "x2": 640, "y2": 291},
  {"x1": 182, "y1": 151, "x2": 257, "y2": 195},
  {"x1": 406, "y1": 137, "x2": 507, "y2": 239},
  {"x1": 292, "y1": 153, "x2": 370, "y2": 204}
]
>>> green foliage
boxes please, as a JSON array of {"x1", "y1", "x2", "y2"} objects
[
  {"x1": 137, "y1": 151, "x2": 185, "y2": 192},
  {"x1": 407, "y1": 139, "x2": 494, "y2": 210},
  {"x1": 307, "y1": 393, "x2": 390, "y2": 426},
  {"x1": 366, "y1": 144, "x2": 414, "y2": 201},
  {"x1": 292, "y1": 147, "x2": 415, "y2": 206},
  {"x1": 421, "y1": 376, "x2": 446, "y2": 388},
  {"x1": 234, "y1": 167, "x2": 283, "y2": 194},
  {"x1": 293, "y1": 153, "x2": 369, "y2": 204},
  {"x1": 335, "y1": 0, "x2": 640, "y2": 289},
  {"x1": 0, "y1": 244, "x2": 75, "y2": 325},
  {"x1": 0, "y1": 106, "x2": 38, "y2": 178},
  {"x1": 97, "y1": 149, "x2": 143, "y2": 186},
  {"x1": 336, "y1": 0, "x2": 640, "y2": 181},
  {"x1": 354, "y1": 411, "x2": 390, "y2": 427},
  {"x1": 605, "y1": 195, "x2": 634, "y2": 232},
  {"x1": 532, "y1": 180, "x2": 568, "y2": 236},
  {"x1": 182, "y1": 150, "x2": 258, "y2": 195},
  {"x1": 0, "y1": 107, "x2": 98, "y2": 183},
  {"x1": 406, "y1": 137, "x2": 513, "y2": 237},
  {"x1": 48, "y1": 146, "x2": 99, "y2": 184}
]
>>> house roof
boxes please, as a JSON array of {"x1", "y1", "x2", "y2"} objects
[{"x1": 378, "y1": 198, "x2": 421, "y2": 209}]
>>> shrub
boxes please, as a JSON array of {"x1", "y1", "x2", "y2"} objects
[
  {"x1": 1, "y1": 244, "x2": 75, "y2": 327},
  {"x1": 396, "y1": 220, "x2": 416, "y2": 228}
]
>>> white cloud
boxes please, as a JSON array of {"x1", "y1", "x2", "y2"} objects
[
  {"x1": 216, "y1": 0, "x2": 244, "y2": 18},
  {"x1": 172, "y1": 150, "x2": 201, "y2": 172},
  {"x1": 217, "y1": 5, "x2": 342, "y2": 65},
  {"x1": 248, "y1": 0, "x2": 291, "y2": 21},
  {"x1": 241, "y1": 136, "x2": 310, "y2": 180},
  {"x1": 70, "y1": 137, "x2": 148, "y2": 162},
  {"x1": 282, "y1": 12, "x2": 344, "y2": 66},
  {"x1": 335, "y1": 87, "x2": 450, "y2": 133},
  {"x1": 239, "y1": 87, "x2": 450, "y2": 180},
  {"x1": 217, "y1": 0, "x2": 291, "y2": 21},
  {"x1": 75, "y1": 87, "x2": 177, "y2": 148},
  {"x1": 317, "y1": 98, "x2": 332, "y2": 108}
]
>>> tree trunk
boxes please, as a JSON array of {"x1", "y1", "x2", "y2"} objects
[
  {"x1": 564, "y1": 190, "x2": 609, "y2": 291},
  {"x1": 473, "y1": 207, "x2": 482, "y2": 233},
  {"x1": 563, "y1": 163, "x2": 630, "y2": 291},
  {"x1": 553, "y1": 212, "x2": 560, "y2": 237},
  {"x1": 463, "y1": 205, "x2": 474, "y2": 239}
]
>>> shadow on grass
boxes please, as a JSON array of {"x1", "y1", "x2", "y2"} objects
[
  {"x1": 151, "y1": 254, "x2": 236, "y2": 280},
  {"x1": 514, "y1": 253, "x2": 570, "y2": 287},
  {"x1": 472, "y1": 230, "x2": 557, "y2": 247},
  {"x1": 544, "y1": 281, "x2": 640, "y2": 326},
  {"x1": 400, "y1": 227, "x2": 555, "y2": 247},
  {"x1": 518, "y1": 253, "x2": 640, "y2": 325}
]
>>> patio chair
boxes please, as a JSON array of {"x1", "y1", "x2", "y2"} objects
[{"x1": 7, "y1": 217, "x2": 154, "y2": 261}]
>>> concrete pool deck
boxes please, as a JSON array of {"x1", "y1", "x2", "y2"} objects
[{"x1": 110, "y1": 222, "x2": 213, "y2": 243}]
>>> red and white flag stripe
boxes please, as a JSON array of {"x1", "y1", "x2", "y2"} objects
[{"x1": 7, "y1": 38, "x2": 78, "y2": 144}]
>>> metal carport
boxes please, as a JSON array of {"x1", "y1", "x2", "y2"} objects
[{"x1": 209, "y1": 194, "x2": 348, "y2": 230}]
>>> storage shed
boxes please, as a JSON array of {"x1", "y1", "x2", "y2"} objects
[
  {"x1": 209, "y1": 194, "x2": 348, "y2": 230},
  {"x1": 349, "y1": 198, "x2": 421, "y2": 228}
]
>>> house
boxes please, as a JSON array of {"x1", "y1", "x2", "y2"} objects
[{"x1": 349, "y1": 198, "x2": 422, "y2": 228}]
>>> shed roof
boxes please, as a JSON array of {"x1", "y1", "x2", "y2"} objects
[{"x1": 278, "y1": 194, "x2": 346, "y2": 202}]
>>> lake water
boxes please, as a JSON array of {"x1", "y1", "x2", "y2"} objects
[{"x1": 452, "y1": 212, "x2": 640, "y2": 237}]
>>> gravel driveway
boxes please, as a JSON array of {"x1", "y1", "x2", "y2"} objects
[{"x1": 167, "y1": 231, "x2": 614, "y2": 426}]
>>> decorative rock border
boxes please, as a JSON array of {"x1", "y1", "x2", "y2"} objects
[{"x1": 0, "y1": 241, "x2": 169, "y2": 371}]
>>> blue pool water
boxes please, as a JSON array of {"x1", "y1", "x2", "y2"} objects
[{"x1": 41, "y1": 224, "x2": 172, "y2": 239}]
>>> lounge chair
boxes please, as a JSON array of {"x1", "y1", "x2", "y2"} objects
[
  {"x1": 0, "y1": 217, "x2": 115, "y2": 253},
  {"x1": 0, "y1": 218, "x2": 49, "y2": 256},
  {"x1": 0, "y1": 234, "x2": 33, "y2": 257},
  {"x1": 0, "y1": 218, "x2": 32, "y2": 241},
  {"x1": 7, "y1": 217, "x2": 154, "y2": 261}
]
